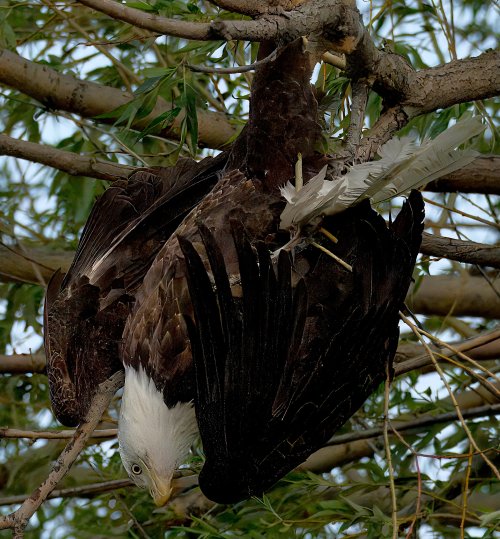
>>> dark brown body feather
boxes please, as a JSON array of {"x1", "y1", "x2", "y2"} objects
[{"x1": 44, "y1": 153, "x2": 227, "y2": 426}]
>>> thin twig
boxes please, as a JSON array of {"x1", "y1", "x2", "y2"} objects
[
  {"x1": 395, "y1": 326, "x2": 500, "y2": 376},
  {"x1": 400, "y1": 312, "x2": 500, "y2": 481},
  {"x1": 423, "y1": 197, "x2": 500, "y2": 229},
  {"x1": 414, "y1": 326, "x2": 500, "y2": 384},
  {"x1": 460, "y1": 447, "x2": 473, "y2": 539},
  {"x1": 324, "y1": 403, "x2": 500, "y2": 447},
  {"x1": 187, "y1": 48, "x2": 279, "y2": 74},
  {"x1": 390, "y1": 428, "x2": 423, "y2": 539},
  {"x1": 383, "y1": 366, "x2": 399, "y2": 539},
  {"x1": 0, "y1": 479, "x2": 133, "y2": 507}
]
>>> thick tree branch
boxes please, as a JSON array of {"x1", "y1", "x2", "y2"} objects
[
  {"x1": 0, "y1": 134, "x2": 134, "y2": 181},
  {"x1": 0, "y1": 354, "x2": 46, "y2": 374},
  {"x1": 405, "y1": 52, "x2": 500, "y2": 115},
  {"x1": 76, "y1": 0, "x2": 362, "y2": 44},
  {"x1": 421, "y1": 232, "x2": 500, "y2": 269},
  {"x1": 406, "y1": 275, "x2": 500, "y2": 319},
  {"x1": 0, "y1": 371, "x2": 124, "y2": 537},
  {"x1": 0, "y1": 243, "x2": 72, "y2": 285},
  {"x1": 4, "y1": 325, "x2": 499, "y2": 376},
  {"x1": 0, "y1": 48, "x2": 236, "y2": 149},
  {"x1": 208, "y1": 0, "x2": 270, "y2": 16}
]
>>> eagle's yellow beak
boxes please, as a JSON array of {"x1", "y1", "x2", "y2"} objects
[
  {"x1": 150, "y1": 473, "x2": 173, "y2": 507},
  {"x1": 153, "y1": 490, "x2": 172, "y2": 507}
]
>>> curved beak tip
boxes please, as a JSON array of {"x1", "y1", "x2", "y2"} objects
[{"x1": 153, "y1": 489, "x2": 172, "y2": 507}]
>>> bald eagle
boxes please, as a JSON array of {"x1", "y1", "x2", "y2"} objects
[{"x1": 45, "y1": 37, "x2": 483, "y2": 505}]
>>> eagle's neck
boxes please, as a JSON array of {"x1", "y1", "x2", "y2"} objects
[{"x1": 119, "y1": 367, "x2": 198, "y2": 471}]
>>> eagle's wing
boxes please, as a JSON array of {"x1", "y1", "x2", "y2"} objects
[
  {"x1": 180, "y1": 191, "x2": 424, "y2": 503},
  {"x1": 44, "y1": 153, "x2": 226, "y2": 426}
]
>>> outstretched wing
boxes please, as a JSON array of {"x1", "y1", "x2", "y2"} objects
[
  {"x1": 44, "y1": 153, "x2": 226, "y2": 426},
  {"x1": 180, "y1": 191, "x2": 424, "y2": 503}
]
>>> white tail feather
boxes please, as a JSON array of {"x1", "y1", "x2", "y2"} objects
[{"x1": 280, "y1": 117, "x2": 485, "y2": 230}]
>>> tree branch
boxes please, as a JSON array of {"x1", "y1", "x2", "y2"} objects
[
  {"x1": 352, "y1": 49, "x2": 499, "y2": 159},
  {"x1": 208, "y1": 0, "x2": 270, "y2": 16},
  {"x1": 0, "y1": 134, "x2": 134, "y2": 181},
  {"x1": 0, "y1": 48, "x2": 236, "y2": 150},
  {"x1": 76, "y1": 0, "x2": 362, "y2": 45},
  {"x1": 406, "y1": 275, "x2": 500, "y2": 319},
  {"x1": 0, "y1": 428, "x2": 117, "y2": 440},
  {"x1": 421, "y1": 233, "x2": 500, "y2": 269},
  {"x1": 0, "y1": 479, "x2": 133, "y2": 507},
  {"x1": 396, "y1": 327, "x2": 500, "y2": 376},
  {"x1": 2, "y1": 242, "x2": 500, "y2": 318},
  {"x1": 0, "y1": 354, "x2": 46, "y2": 374},
  {"x1": 426, "y1": 156, "x2": 499, "y2": 195},
  {"x1": 0, "y1": 243, "x2": 72, "y2": 285},
  {"x1": 323, "y1": 403, "x2": 500, "y2": 447},
  {"x1": 405, "y1": 51, "x2": 500, "y2": 115},
  {"x1": 303, "y1": 382, "x2": 499, "y2": 473},
  {"x1": 0, "y1": 371, "x2": 124, "y2": 537},
  {"x1": 4, "y1": 325, "x2": 499, "y2": 377}
]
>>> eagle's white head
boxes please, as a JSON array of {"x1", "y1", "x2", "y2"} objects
[{"x1": 118, "y1": 366, "x2": 198, "y2": 506}]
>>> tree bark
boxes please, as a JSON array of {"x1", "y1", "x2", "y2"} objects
[
  {"x1": 0, "y1": 134, "x2": 134, "y2": 181},
  {"x1": 426, "y1": 156, "x2": 499, "y2": 195},
  {"x1": 421, "y1": 233, "x2": 500, "y2": 269},
  {"x1": 406, "y1": 275, "x2": 500, "y2": 318}
]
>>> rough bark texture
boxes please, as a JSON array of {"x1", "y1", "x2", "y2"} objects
[{"x1": 421, "y1": 232, "x2": 500, "y2": 269}]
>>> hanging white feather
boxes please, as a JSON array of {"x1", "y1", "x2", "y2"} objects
[{"x1": 280, "y1": 117, "x2": 485, "y2": 230}]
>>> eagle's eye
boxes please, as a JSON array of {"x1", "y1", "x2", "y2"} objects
[{"x1": 131, "y1": 464, "x2": 142, "y2": 475}]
